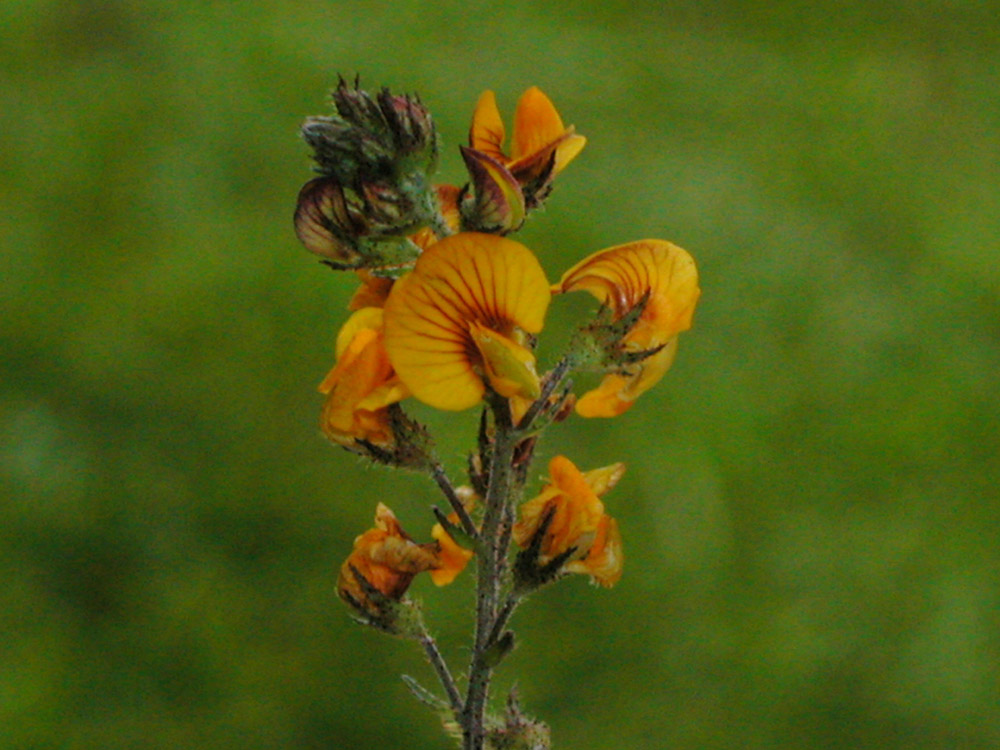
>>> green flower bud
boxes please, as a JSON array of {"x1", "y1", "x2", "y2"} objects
[{"x1": 298, "y1": 79, "x2": 441, "y2": 267}]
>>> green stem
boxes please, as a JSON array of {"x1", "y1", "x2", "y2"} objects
[
  {"x1": 430, "y1": 461, "x2": 480, "y2": 541},
  {"x1": 515, "y1": 353, "x2": 576, "y2": 432},
  {"x1": 463, "y1": 396, "x2": 516, "y2": 750},
  {"x1": 418, "y1": 628, "x2": 464, "y2": 716}
]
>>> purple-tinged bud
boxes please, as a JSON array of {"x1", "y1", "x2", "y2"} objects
[
  {"x1": 298, "y1": 79, "x2": 441, "y2": 261},
  {"x1": 459, "y1": 146, "x2": 526, "y2": 235},
  {"x1": 303, "y1": 79, "x2": 438, "y2": 184},
  {"x1": 294, "y1": 177, "x2": 366, "y2": 266}
]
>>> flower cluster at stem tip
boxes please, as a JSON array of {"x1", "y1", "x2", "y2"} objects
[{"x1": 294, "y1": 78, "x2": 700, "y2": 745}]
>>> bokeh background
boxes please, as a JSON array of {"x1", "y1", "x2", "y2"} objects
[{"x1": 3, "y1": 1, "x2": 999, "y2": 748}]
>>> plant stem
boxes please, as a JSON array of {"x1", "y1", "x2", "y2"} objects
[
  {"x1": 463, "y1": 396, "x2": 517, "y2": 750},
  {"x1": 430, "y1": 461, "x2": 480, "y2": 541},
  {"x1": 515, "y1": 353, "x2": 576, "y2": 432},
  {"x1": 418, "y1": 629, "x2": 464, "y2": 716},
  {"x1": 485, "y1": 592, "x2": 521, "y2": 650}
]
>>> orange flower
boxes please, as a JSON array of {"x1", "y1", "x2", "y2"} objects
[
  {"x1": 429, "y1": 487, "x2": 477, "y2": 586},
  {"x1": 382, "y1": 233, "x2": 550, "y2": 411},
  {"x1": 319, "y1": 307, "x2": 409, "y2": 447},
  {"x1": 470, "y1": 87, "x2": 586, "y2": 185},
  {"x1": 513, "y1": 455, "x2": 625, "y2": 587},
  {"x1": 348, "y1": 270, "x2": 395, "y2": 311},
  {"x1": 338, "y1": 503, "x2": 439, "y2": 614},
  {"x1": 556, "y1": 240, "x2": 700, "y2": 417}
]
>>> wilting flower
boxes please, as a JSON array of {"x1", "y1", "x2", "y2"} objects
[
  {"x1": 468, "y1": 87, "x2": 586, "y2": 205},
  {"x1": 319, "y1": 307, "x2": 409, "y2": 448},
  {"x1": 338, "y1": 503, "x2": 439, "y2": 617},
  {"x1": 429, "y1": 486, "x2": 477, "y2": 586},
  {"x1": 382, "y1": 233, "x2": 550, "y2": 411},
  {"x1": 556, "y1": 240, "x2": 700, "y2": 417},
  {"x1": 513, "y1": 455, "x2": 624, "y2": 587}
]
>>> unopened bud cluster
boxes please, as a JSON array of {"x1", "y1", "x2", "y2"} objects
[{"x1": 296, "y1": 78, "x2": 439, "y2": 270}]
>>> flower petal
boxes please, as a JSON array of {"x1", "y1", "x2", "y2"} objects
[
  {"x1": 558, "y1": 240, "x2": 700, "y2": 341},
  {"x1": 383, "y1": 233, "x2": 550, "y2": 410},
  {"x1": 575, "y1": 338, "x2": 679, "y2": 417},
  {"x1": 511, "y1": 87, "x2": 569, "y2": 163},
  {"x1": 469, "y1": 90, "x2": 506, "y2": 163},
  {"x1": 553, "y1": 132, "x2": 587, "y2": 175},
  {"x1": 582, "y1": 462, "x2": 627, "y2": 497},
  {"x1": 565, "y1": 515, "x2": 623, "y2": 587},
  {"x1": 468, "y1": 320, "x2": 541, "y2": 400}
]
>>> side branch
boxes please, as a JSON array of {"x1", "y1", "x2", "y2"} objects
[
  {"x1": 430, "y1": 461, "x2": 480, "y2": 541},
  {"x1": 418, "y1": 630, "x2": 464, "y2": 716},
  {"x1": 515, "y1": 353, "x2": 576, "y2": 431}
]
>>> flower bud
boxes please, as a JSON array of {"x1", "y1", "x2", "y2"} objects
[
  {"x1": 458, "y1": 146, "x2": 525, "y2": 234},
  {"x1": 294, "y1": 177, "x2": 366, "y2": 265},
  {"x1": 303, "y1": 79, "x2": 438, "y2": 194},
  {"x1": 294, "y1": 176, "x2": 425, "y2": 271},
  {"x1": 297, "y1": 80, "x2": 441, "y2": 267}
]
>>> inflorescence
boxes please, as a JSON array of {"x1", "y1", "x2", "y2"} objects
[{"x1": 294, "y1": 78, "x2": 701, "y2": 750}]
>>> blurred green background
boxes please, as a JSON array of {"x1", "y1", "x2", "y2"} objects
[{"x1": 3, "y1": 1, "x2": 999, "y2": 748}]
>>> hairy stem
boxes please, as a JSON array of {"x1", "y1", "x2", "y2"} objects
[
  {"x1": 430, "y1": 461, "x2": 480, "y2": 541},
  {"x1": 463, "y1": 396, "x2": 517, "y2": 750},
  {"x1": 515, "y1": 353, "x2": 576, "y2": 432},
  {"x1": 418, "y1": 629, "x2": 464, "y2": 716}
]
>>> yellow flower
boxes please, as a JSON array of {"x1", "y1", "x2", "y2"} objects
[
  {"x1": 319, "y1": 307, "x2": 409, "y2": 447},
  {"x1": 429, "y1": 487, "x2": 477, "y2": 586},
  {"x1": 556, "y1": 240, "x2": 701, "y2": 417},
  {"x1": 470, "y1": 87, "x2": 586, "y2": 184},
  {"x1": 338, "y1": 503, "x2": 439, "y2": 614},
  {"x1": 513, "y1": 455, "x2": 625, "y2": 587},
  {"x1": 382, "y1": 233, "x2": 550, "y2": 411}
]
